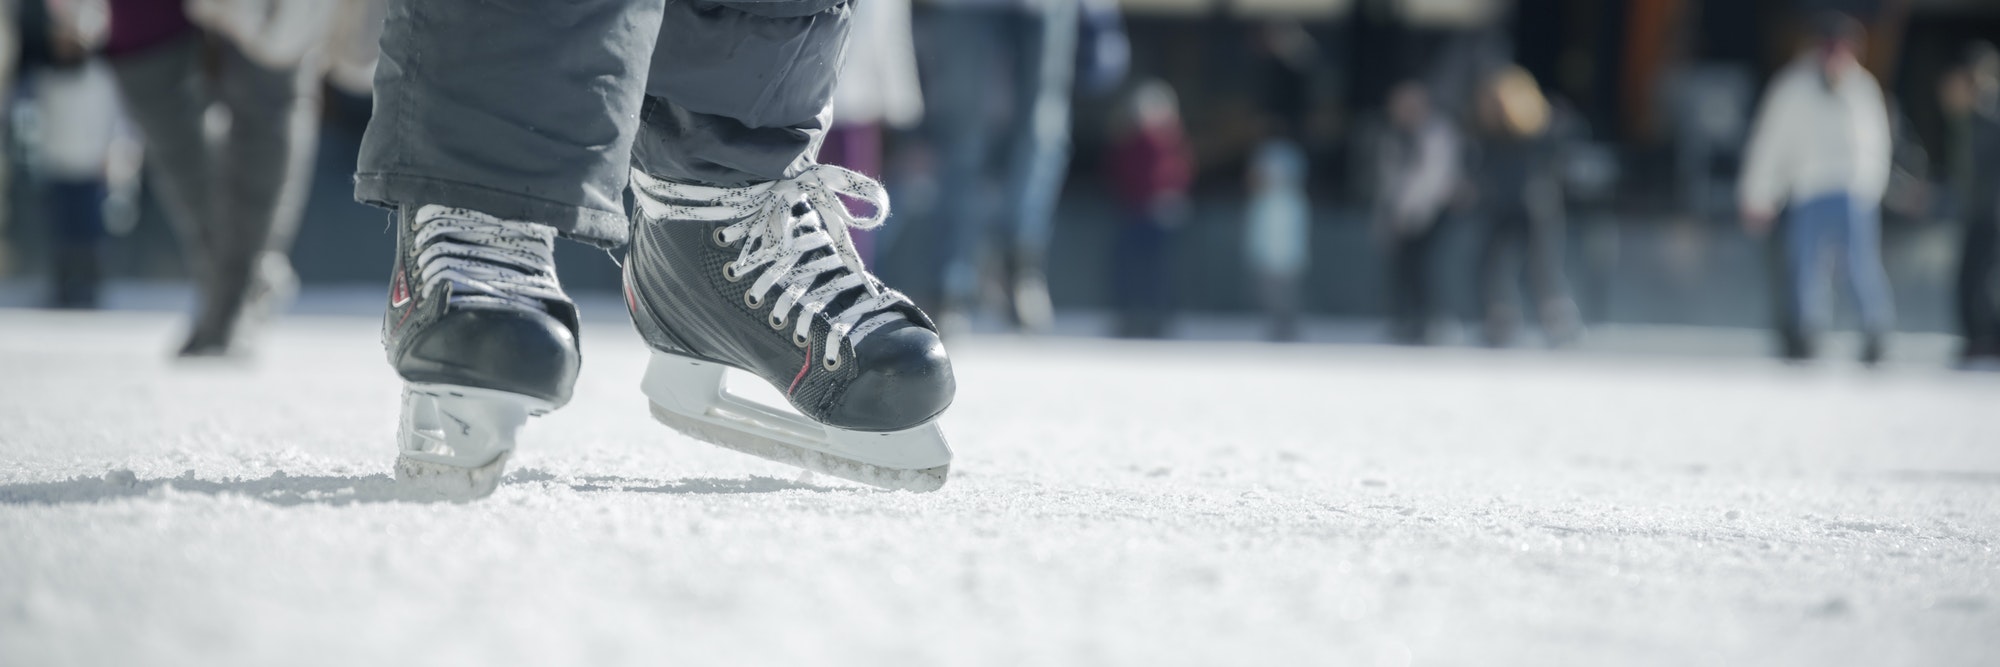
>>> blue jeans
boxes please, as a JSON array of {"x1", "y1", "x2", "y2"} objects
[
  {"x1": 915, "y1": 3, "x2": 1078, "y2": 305},
  {"x1": 1786, "y1": 193, "x2": 1894, "y2": 335}
]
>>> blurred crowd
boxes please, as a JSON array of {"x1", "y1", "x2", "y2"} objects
[
  {"x1": 1, "y1": 0, "x2": 1998, "y2": 369},
  {"x1": 0, "y1": 0, "x2": 376, "y2": 357}
]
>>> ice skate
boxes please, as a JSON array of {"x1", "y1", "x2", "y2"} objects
[
  {"x1": 626, "y1": 165, "x2": 954, "y2": 492},
  {"x1": 383, "y1": 205, "x2": 579, "y2": 499}
]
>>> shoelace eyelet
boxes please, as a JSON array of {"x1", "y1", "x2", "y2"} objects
[
  {"x1": 711, "y1": 227, "x2": 733, "y2": 248},
  {"x1": 744, "y1": 291, "x2": 764, "y2": 309},
  {"x1": 793, "y1": 331, "x2": 810, "y2": 348},
  {"x1": 768, "y1": 313, "x2": 786, "y2": 329},
  {"x1": 722, "y1": 264, "x2": 744, "y2": 282},
  {"x1": 823, "y1": 354, "x2": 843, "y2": 371}
]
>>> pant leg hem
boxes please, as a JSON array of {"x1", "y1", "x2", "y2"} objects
[{"x1": 355, "y1": 172, "x2": 629, "y2": 247}]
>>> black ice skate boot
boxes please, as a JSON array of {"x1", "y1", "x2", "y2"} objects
[
  {"x1": 383, "y1": 205, "x2": 580, "y2": 499},
  {"x1": 625, "y1": 166, "x2": 955, "y2": 492}
]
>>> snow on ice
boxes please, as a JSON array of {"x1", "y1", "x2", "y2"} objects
[{"x1": 1, "y1": 309, "x2": 1996, "y2": 665}]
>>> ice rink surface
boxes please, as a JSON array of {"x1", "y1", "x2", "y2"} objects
[{"x1": 2, "y1": 308, "x2": 1997, "y2": 666}]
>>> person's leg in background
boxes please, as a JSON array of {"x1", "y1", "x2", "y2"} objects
[
  {"x1": 1142, "y1": 217, "x2": 1174, "y2": 337},
  {"x1": 1837, "y1": 195, "x2": 1895, "y2": 365},
  {"x1": 816, "y1": 0, "x2": 924, "y2": 264},
  {"x1": 1765, "y1": 209, "x2": 1806, "y2": 359},
  {"x1": 1784, "y1": 195, "x2": 1838, "y2": 361},
  {"x1": 1524, "y1": 202, "x2": 1579, "y2": 345},
  {"x1": 998, "y1": 0, "x2": 1078, "y2": 333},
  {"x1": 0, "y1": 0, "x2": 16, "y2": 256},
  {"x1": 1388, "y1": 218, "x2": 1439, "y2": 344},
  {"x1": 1110, "y1": 213, "x2": 1167, "y2": 338},
  {"x1": 357, "y1": 0, "x2": 664, "y2": 496},
  {"x1": 182, "y1": 40, "x2": 325, "y2": 356},
  {"x1": 1477, "y1": 211, "x2": 1524, "y2": 347},
  {"x1": 1953, "y1": 216, "x2": 1997, "y2": 363},
  {"x1": 1412, "y1": 218, "x2": 1445, "y2": 344},
  {"x1": 45, "y1": 179, "x2": 107, "y2": 308},
  {"x1": 1386, "y1": 228, "x2": 1420, "y2": 343},
  {"x1": 106, "y1": 36, "x2": 218, "y2": 327},
  {"x1": 1258, "y1": 269, "x2": 1299, "y2": 342},
  {"x1": 1111, "y1": 216, "x2": 1137, "y2": 336},
  {"x1": 916, "y1": 7, "x2": 1004, "y2": 329}
]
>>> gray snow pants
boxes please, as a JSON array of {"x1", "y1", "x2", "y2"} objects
[{"x1": 355, "y1": 0, "x2": 852, "y2": 247}]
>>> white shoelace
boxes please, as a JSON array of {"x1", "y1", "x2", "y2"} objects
[
  {"x1": 411, "y1": 205, "x2": 567, "y2": 313},
  {"x1": 631, "y1": 165, "x2": 910, "y2": 368}
]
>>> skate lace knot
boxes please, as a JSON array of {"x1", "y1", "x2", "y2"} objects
[
  {"x1": 631, "y1": 165, "x2": 911, "y2": 367},
  {"x1": 412, "y1": 206, "x2": 567, "y2": 313}
]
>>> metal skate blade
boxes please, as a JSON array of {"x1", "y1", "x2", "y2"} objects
[
  {"x1": 394, "y1": 384, "x2": 549, "y2": 502},
  {"x1": 648, "y1": 402, "x2": 949, "y2": 493},
  {"x1": 395, "y1": 450, "x2": 512, "y2": 502},
  {"x1": 640, "y1": 352, "x2": 952, "y2": 492}
]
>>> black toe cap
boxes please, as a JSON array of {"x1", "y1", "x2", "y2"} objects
[
  {"x1": 827, "y1": 322, "x2": 955, "y2": 431},
  {"x1": 395, "y1": 306, "x2": 580, "y2": 405}
]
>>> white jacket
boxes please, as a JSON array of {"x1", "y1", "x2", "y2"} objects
[
  {"x1": 831, "y1": 0, "x2": 922, "y2": 128},
  {"x1": 1738, "y1": 57, "x2": 1892, "y2": 213},
  {"x1": 1245, "y1": 140, "x2": 1310, "y2": 276}
]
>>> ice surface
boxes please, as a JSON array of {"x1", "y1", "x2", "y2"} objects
[{"x1": 1, "y1": 309, "x2": 1996, "y2": 666}]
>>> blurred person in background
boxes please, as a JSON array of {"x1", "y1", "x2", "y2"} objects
[
  {"x1": 19, "y1": 0, "x2": 118, "y2": 308},
  {"x1": 1244, "y1": 133, "x2": 1308, "y2": 342},
  {"x1": 1940, "y1": 42, "x2": 2000, "y2": 368},
  {"x1": 915, "y1": 0, "x2": 1125, "y2": 334},
  {"x1": 1241, "y1": 20, "x2": 1315, "y2": 343},
  {"x1": 1376, "y1": 81, "x2": 1460, "y2": 345},
  {"x1": 1471, "y1": 65, "x2": 1577, "y2": 348},
  {"x1": 1106, "y1": 79, "x2": 1191, "y2": 339},
  {"x1": 100, "y1": 0, "x2": 329, "y2": 357},
  {"x1": 1738, "y1": 12, "x2": 1893, "y2": 365},
  {"x1": 0, "y1": 0, "x2": 15, "y2": 263},
  {"x1": 819, "y1": 0, "x2": 921, "y2": 264}
]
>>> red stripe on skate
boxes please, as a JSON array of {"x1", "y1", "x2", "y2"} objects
[
  {"x1": 788, "y1": 345, "x2": 812, "y2": 396},
  {"x1": 392, "y1": 269, "x2": 416, "y2": 331},
  {"x1": 390, "y1": 269, "x2": 411, "y2": 307}
]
